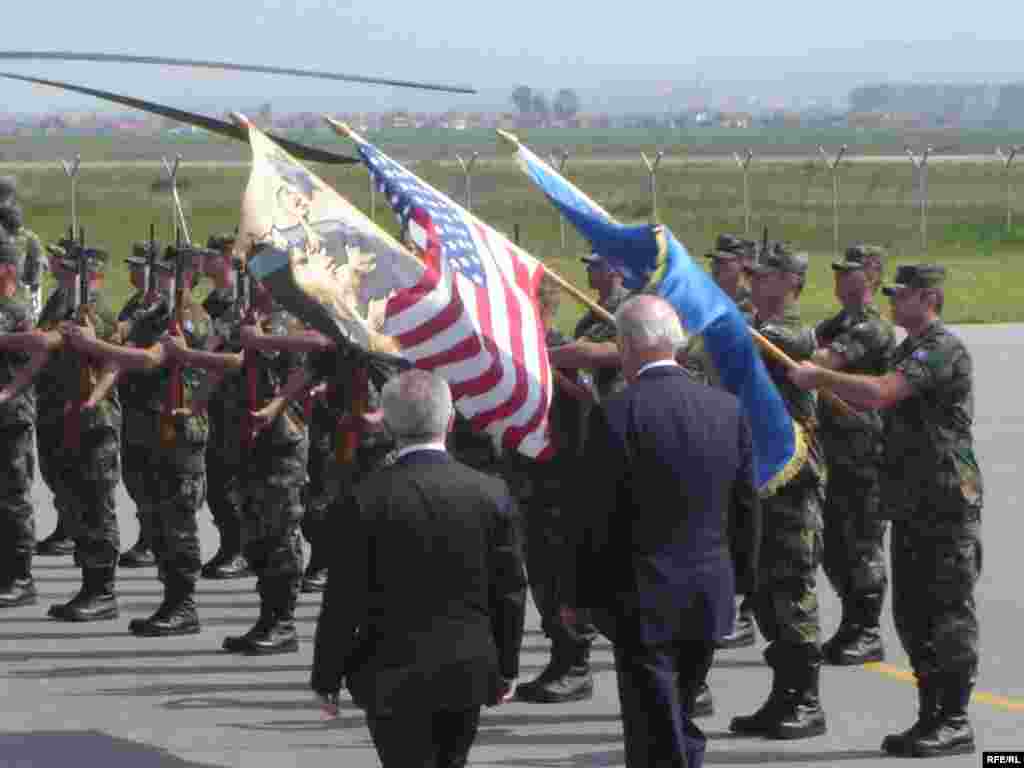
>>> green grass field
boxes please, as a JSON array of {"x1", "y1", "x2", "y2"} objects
[{"x1": 12, "y1": 152, "x2": 1024, "y2": 331}]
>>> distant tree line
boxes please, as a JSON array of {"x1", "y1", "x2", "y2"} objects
[{"x1": 511, "y1": 86, "x2": 581, "y2": 120}]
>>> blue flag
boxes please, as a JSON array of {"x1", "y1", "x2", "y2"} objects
[{"x1": 502, "y1": 131, "x2": 806, "y2": 493}]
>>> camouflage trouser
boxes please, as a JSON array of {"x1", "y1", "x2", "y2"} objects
[
  {"x1": 891, "y1": 508, "x2": 981, "y2": 680},
  {"x1": 823, "y1": 462, "x2": 888, "y2": 618},
  {"x1": 153, "y1": 466, "x2": 205, "y2": 589},
  {"x1": 244, "y1": 435, "x2": 309, "y2": 592},
  {"x1": 37, "y1": 421, "x2": 120, "y2": 569},
  {"x1": 0, "y1": 424, "x2": 35, "y2": 558},
  {"x1": 36, "y1": 419, "x2": 69, "y2": 533},
  {"x1": 206, "y1": 455, "x2": 245, "y2": 554},
  {"x1": 753, "y1": 466, "x2": 825, "y2": 666},
  {"x1": 122, "y1": 410, "x2": 162, "y2": 548}
]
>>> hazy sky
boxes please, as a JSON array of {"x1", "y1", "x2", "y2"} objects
[{"x1": 2, "y1": 0, "x2": 1023, "y2": 114}]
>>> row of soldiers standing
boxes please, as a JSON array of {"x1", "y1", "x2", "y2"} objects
[
  {"x1": 0, "y1": 180, "x2": 399, "y2": 655},
  {"x1": 486, "y1": 231, "x2": 980, "y2": 759}
]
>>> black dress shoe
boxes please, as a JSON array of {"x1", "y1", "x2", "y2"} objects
[
  {"x1": 717, "y1": 611, "x2": 756, "y2": 649},
  {"x1": 691, "y1": 683, "x2": 714, "y2": 718}
]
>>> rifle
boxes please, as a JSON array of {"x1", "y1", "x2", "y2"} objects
[
  {"x1": 159, "y1": 234, "x2": 187, "y2": 447},
  {"x1": 65, "y1": 227, "x2": 95, "y2": 453},
  {"x1": 237, "y1": 255, "x2": 259, "y2": 455},
  {"x1": 144, "y1": 222, "x2": 158, "y2": 305}
]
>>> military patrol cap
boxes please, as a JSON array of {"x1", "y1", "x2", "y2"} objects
[
  {"x1": 59, "y1": 247, "x2": 108, "y2": 275},
  {"x1": 206, "y1": 233, "x2": 236, "y2": 251},
  {"x1": 882, "y1": 264, "x2": 946, "y2": 296},
  {"x1": 705, "y1": 233, "x2": 755, "y2": 261},
  {"x1": 750, "y1": 241, "x2": 809, "y2": 276},
  {"x1": 0, "y1": 176, "x2": 16, "y2": 207},
  {"x1": 833, "y1": 243, "x2": 886, "y2": 271}
]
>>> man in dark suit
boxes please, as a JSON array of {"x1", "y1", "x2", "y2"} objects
[
  {"x1": 562, "y1": 295, "x2": 761, "y2": 768},
  {"x1": 310, "y1": 368, "x2": 527, "y2": 768}
]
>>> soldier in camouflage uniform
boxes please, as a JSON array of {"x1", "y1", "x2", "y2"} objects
[
  {"x1": 0, "y1": 176, "x2": 45, "y2": 325},
  {"x1": 68, "y1": 246, "x2": 210, "y2": 636},
  {"x1": 116, "y1": 242, "x2": 161, "y2": 568},
  {"x1": 167, "y1": 274, "x2": 311, "y2": 653},
  {"x1": 0, "y1": 240, "x2": 40, "y2": 608},
  {"x1": 812, "y1": 244, "x2": 896, "y2": 666},
  {"x1": 196, "y1": 233, "x2": 250, "y2": 579},
  {"x1": 730, "y1": 242, "x2": 828, "y2": 740},
  {"x1": 687, "y1": 234, "x2": 759, "y2": 653},
  {"x1": 790, "y1": 264, "x2": 981, "y2": 758},
  {"x1": 512, "y1": 276, "x2": 598, "y2": 704},
  {"x1": 38, "y1": 247, "x2": 123, "y2": 622},
  {"x1": 537, "y1": 252, "x2": 629, "y2": 702}
]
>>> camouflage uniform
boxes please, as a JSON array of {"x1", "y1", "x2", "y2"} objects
[
  {"x1": 573, "y1": 282, "x2": 630, "y2": 401},
  {"x1": 11, "y1": 228, "x2": 45, "y2": 324},
  {"x1": 35, "y1": 261, "x2": 123, "y2": 621},
  {"x1": 751, "y1": 307, "x2": 826, "y2": 663},
  {"x1": 225, "y1": 309, "x2": 309, "y2": 654},
  {"x1": 126, "y1": 286, "x2": 211, "y2": 636},
  {"x1": 879, "y1": 272, "x2": 981, "y2": 755},
  {"x1": 731, "y1": 243, "x2": 827, "y2": 739},
  {"x1": 510, "y1": 328, "x2": 598, "y2": 703},
  {"x1": 814, "y1": 302, "x2": 895, "y2": 661},
  {"x1": 0, "y1": 176, "x2": 45, "y2": 324},
  {"x1": 200, "y1": 286, "x2": 250, "y2": 577},
  {"x1": 0, "y1": 290, "x2": 37, "y2": 607},
  {"x1": 116, "y1": 282, "x2": 159, "y2": 566}
]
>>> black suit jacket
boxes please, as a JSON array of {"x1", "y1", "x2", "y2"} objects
[
  {"x1": 311, "y1": 449, "x2": 527, "y2": 716},
  {"x1": 565, "y1": 364, "x2": 761, "y2": 646}
]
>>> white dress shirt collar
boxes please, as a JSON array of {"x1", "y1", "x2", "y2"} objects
[
  {"x1": 394, "y1": 441, "x2": 449, "y2": 461},
  {"x1": 636, "y1": 359, "x2": 681, "y2": 378}
]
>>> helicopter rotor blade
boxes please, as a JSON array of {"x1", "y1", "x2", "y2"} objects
[
  {"x1": 0, "y1": 50, "x2": 475, "y2": 94},
  {"x1": 0, "y1": 70, "x2": 359, "y2": 165}
]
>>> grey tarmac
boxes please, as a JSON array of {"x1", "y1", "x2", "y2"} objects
[{"x1": 0, "y1": 323, "x2": 1020, "y2": 767}]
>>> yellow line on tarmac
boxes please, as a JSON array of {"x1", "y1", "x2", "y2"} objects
[{"x1": 865, "y1": 662, "x2": 1024, "y2": 712}]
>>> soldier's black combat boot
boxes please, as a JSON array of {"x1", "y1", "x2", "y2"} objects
[
  {"x1": 35, "y1": 523, "x2": 75, "y2": 556},
  {"x1": 244, "y1": 580, "x2": 299, "y2": 655},
  {"x1": 909, "y1": 673, "x2": 976, "y2": 758},
  {"x1": 223, "y1": 576, "x2": 275, "y2": 653},
  {"x1": 881, "y1": 673, "x2": 941, "y2": 755},
  {"x1": 730, "y1": 650, "x2": 788, "y2": 735},
  {"x1": 119, "y1": 532, "x2": 156, "y2": 568},
  {"x1": 718, "y1": 601, "x2": 757, "y2": 650},
  {"x1": 202, "y1": 523, "x2": 250, "y2": 579},
  {"x1": 824, "y1": 593, "x2": 885, "y2": 665},
  {"x1": 769, "y1": 662, "x2": 827, "y2": 740},
  {"x1": 130, "y1": 579, "x2": 200, "y2": 637},
  {"x1": 48, "y1": 566, "x2": 118, "y2": 622},
  {"x1": 0, "y1": 553, "x2": 37, "y2": 608}
]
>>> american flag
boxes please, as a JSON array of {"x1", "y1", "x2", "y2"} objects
[{"x1": 352, "y1": 133, "x2": 553, "y2": 460}]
